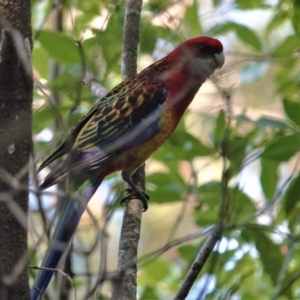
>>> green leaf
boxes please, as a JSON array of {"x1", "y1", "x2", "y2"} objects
[
  {"x1": 38, "y1": 30, "x2": 82, "y2": 64},
  {"x1": 261, "y1": 134, "x2": 300, "y2": 161},
  {"x1": 292, "y1": 0, "x2": 300, "y2": 35},
  {"x1": 141, "y1": 258, "x2": 170, "y2": 284},
  {"x1": 274, "y1": 35, "x2": 300, "y2": 58},
  {"x1": 256, "y1": 117, "x2": 288, "y2": 130},
  {"x1": 198, "y1": 181, "x2": 221, "y2": 206},
  {"x1": 240, "y1": 228, "x2": 252, "y2": 243},
  {"x1": 140, "y1": 287, "x2": 158, "y2": 300},
  {"x1": 178, "y1": 245, "x2": 198, "y2": 262},
  {"x1": 232, "y1": 22, "x2": 262, "y2": 50},
  {"x1": 227, "y1": 136, "x2": 248, "y2": 166},
  {"x1": 147, "y1": 0, "x2": 171, "y2": 13},
  {"x1": 194, "y1": 208, "x2": 218, "y2": 226},
  {"x1": 252, "y1": 229, "x2": 283, "y2": 285},
  {"x1": 265, "y1": 12, "x2": 287, "y2": 38},
  {"x1": 235, "y1": 0, "x2": 270, "y2": 9},
  {"x1": 140, "y1": 23, "x2": 158, "y2": 54},
  {"x1": 48, "y1": 73, "x2": 80, "y2": 94},
  {"x1": 283, "y1": 98, "x2": 300, "y2": 126},
  {"x1": 91, "y1": 12, "x2": 123, "y2": 72},
  {"x1": 167, "y1": 129, "x2": 214, "y2": 158},
  {"x1": 76, "y1": 0, "x2": 101, "y2": 28},
  {"x1": 147, "y1": 173, "x2": 185, "y2": 203},
  {"x1": 194, "y1": 181, "x2": 220, "y2": 226},
  {"x1": 230, "y1": 188, "x2": 256, "y2": 222},
  {"x1": 287, "y1": 206, "x2": 300, "y2": 232},
  {"x1": 33, "y1": 105, "x2": 56, "y2": 133},
  {"x1": 184, "y1": 0, "x2": 202, "y2": 36},
  {"x1": 207, "y1": 23, "x2": 232, "y2": 36},
  {"x1": 209, "y1": 22, "x2": 261, "y2": 50},
  {"x1": 212, "y1": 0, "x2": 222, "y2": 6},
  {"x1": 284, "y1": 171, "x2": 300, "y2": 215},
  {"x1": 32, "y1": 45, "x2": 50, "y2": 78},
  {"x1": 260, "y1": 159, "x2": 279, "y2": 200}
]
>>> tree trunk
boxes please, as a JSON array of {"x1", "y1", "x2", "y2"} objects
[{"x1": 0, "y1": 1, "x2": 32, "y2": 299}]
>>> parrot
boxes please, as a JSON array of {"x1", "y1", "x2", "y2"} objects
[{"x1": 31, "y1": 36, "x2": 224, "y2": 299}]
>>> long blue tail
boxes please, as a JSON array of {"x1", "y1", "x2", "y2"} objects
[{"x1": 31, "y1": 177, "x2": 103, "y2": 300}]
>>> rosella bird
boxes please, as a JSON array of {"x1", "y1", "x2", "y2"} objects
[{"x1": 31, "y1": 36, "x2": 224, "y2": 299}]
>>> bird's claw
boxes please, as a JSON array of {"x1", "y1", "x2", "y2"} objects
[{"x1": 120, "y1": 188, "x2": 149, "y2": 211}]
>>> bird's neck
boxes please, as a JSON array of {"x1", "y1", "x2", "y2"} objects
[{"x1": 164, "y1": 69, "x2": 204, "y2": 119}]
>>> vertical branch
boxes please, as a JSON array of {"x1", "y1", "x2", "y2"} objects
[
  {"x1": 219, "y1": 92, "x2": 232, "y2": 228},
  {"x1": 115, "y1": 1, "x2": 143, "y2": 299},
  {"x1": 0, "y1": 0, "x2": 32, "y2": 299},
  {"x1": 121, "y1": 0, "x2": 142, "y2": 80}
]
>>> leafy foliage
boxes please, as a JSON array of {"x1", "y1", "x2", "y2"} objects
[{"x1": 30, "y1": 0, "x2": 300, "y2": 299}]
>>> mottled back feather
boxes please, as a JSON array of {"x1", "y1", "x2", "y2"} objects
[{"x1": 39, "y1": 59, "x2": 169, "y2": 186}]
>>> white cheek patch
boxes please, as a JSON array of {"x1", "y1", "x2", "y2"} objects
[{"x1": 189, "y1": 57, "x2": 217, "y2": 78}]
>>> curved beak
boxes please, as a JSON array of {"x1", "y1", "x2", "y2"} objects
[{"x1": 214, "y1": 51, "x2": 225, "y2": 69}]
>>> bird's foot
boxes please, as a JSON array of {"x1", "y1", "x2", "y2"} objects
[{"x1": 120, "y1": 188, "x2": 149, "y2": 211}]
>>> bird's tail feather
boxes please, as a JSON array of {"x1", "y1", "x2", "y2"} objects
[{"x1": 31, "y1": 175, "x2": 104, "y2": 300}]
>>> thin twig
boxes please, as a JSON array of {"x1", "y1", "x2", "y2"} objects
[
  {"x1": 219, "y1": 91, "x2": 232, "y2": 227},
  {"x1": 272, "y1": 268, "x2": 300, "y2": 298},
  {"x1": 272, "y1": 238, "x2": 297, "y2": 299},
  {"x1": 81, "y1": 71, "x2": 108, "y2": 98},
  {"x1": 167, "y1": 160, "x2": 198, "y2": 242},
  {"x1": 29, "y1": 265, "x2": 77, "y2": 300},
  {"x1": 173, "y1": 227, "x2": 222, "y2": 300}
]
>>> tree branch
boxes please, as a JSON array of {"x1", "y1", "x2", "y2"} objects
[
  {"x1": 115, "y1": 1, "x2": 143, "y2": 300},
  {"x1": 81, "y1": 71, "x2": 108, "y2": 98},
  {"x1": 173, "y1": 228, "x2": 222, "y2": 300},
  {"x1": 0, "y1": 1, "x2": 32, "y2": 298}
]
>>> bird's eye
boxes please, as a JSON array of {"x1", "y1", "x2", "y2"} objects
[{"x1": 199, "y1": 45, "x2": 207, "y2": 52}]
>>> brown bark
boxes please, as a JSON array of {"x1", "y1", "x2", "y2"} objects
[
  {"x1": 116, "y1": 1, "x2": 143, "y2": 299},
  {"x1": 0, "y1": 1, "x2": 32, "y2": 299}
]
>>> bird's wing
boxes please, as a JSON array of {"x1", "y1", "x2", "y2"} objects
[
  {"x1": 75, "y1": 77, "x2": 168, "y2": 159},
  {"x1": 37, "y1": 103, "x2": 101, "y2": 173},
  {"x1": 39, "y1": 68, "x2": 169, "y2": 188}
]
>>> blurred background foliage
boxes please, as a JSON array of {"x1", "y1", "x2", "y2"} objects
[{"x1": 29, "y1": 0, "x2": 300, "y2": 299}]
